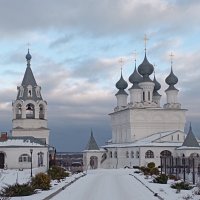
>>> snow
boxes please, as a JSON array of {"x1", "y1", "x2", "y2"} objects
[
  {"x1": 1, "y1": 168, "x2": 200, "y2": 200},
  {"x1": 0, "y1": 139, "x2": 43, "y2": 146},
  {"x1": 0, "y1": 168, "x2": 83, "y2": 200},
  {"x1": 52, "y1": 169, "x2": 158, "y2": 200},
  {"x1": 103, "y1": 130, "x2": 183, "y2": 148}
]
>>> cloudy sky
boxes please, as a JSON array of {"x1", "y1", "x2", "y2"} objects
[{"x1": 0, "y1": 0, "x2": 200, "y2": 152}]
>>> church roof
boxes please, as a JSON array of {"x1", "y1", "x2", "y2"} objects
[
  {"x1": 182, "y1": 124, "x2": 199, "y2": 148},
  {"x1": 85, "y1": 130, "x2": 99, "y2": 150},
  {"x1": 103, "y1": 130, "x2": 185, "y2": 148},
  {"x1": 21, "y1": 65, "x2": 37, "y2": 87},
  {"x1": 16, "y1": 50, "x2": 43, "y2": 101},
  {"x1": 0, "y1": 136, "x2": 47, "y2": 147}
]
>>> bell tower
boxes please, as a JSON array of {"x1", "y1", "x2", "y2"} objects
[{"x1": 12, "y1": 50, "x2": 49, "y2": 144}]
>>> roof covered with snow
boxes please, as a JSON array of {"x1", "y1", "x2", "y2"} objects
[
  {"x1": 103, "y1": 130, "x2": 185, "y2": 148},
  {"x1": 0, "y1": 136, "x2": 47, "y2": 147}
]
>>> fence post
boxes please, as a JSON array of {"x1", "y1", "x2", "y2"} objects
[
  {"x1": 164, "y1": 157, "x2": 167, "y2": 175},
  {"x1": 193, "y1": 158, "x2": 195, "y2": 184},
  {"x1": 183, "y1": 158, "x2": 186, "y2": 182},
  {"x1": 176, "y1": 157, "x2": 178, "y2": 178},
  {"x1": 160, "y1": 157, "x2": 163, "y2": 174}
]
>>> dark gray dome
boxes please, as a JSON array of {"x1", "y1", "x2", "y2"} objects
[
  {"x1": 116, "y1": 73, "x2": 128, "y2": 90},
  {"x1": 129, "y1": 66, "x2": 142, "y2": 84},
  {"x1": 165, "y1": 67, "x2": 178, "y2": 87},
  {"x1": 26, "y1": 49, "x2": 32, "y2": 61},
  {"x1": 138, "y1": 53, "x2": 154, "y2": 81},
  {"x1": 153, "y1": 74, "x2": 161, "y2": 91}
]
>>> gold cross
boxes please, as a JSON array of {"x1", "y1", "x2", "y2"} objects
[
  {"x1": 144, "y1": 34, "x2": 149, "y2": 51},
  {"x1": 169, "y1": 52, "x2": 174, "y2": 66},
  {"x1": 26, "y1": 43, "x2": 31, "y2": 50},
  {"x1": 133, "y1": 50, "x2": 137, "y2": 61}
]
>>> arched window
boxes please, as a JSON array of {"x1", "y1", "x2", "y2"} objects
[
  {"x1": 126, "y1": 151, "x2": 129, "y2": 158},
  {"x1": 131, "y1": 151, "x2": 134, "y2": 158},
  {"x1": 143, "y1": 92, "x2": 145, "y2": 101},
  {"x1": 16, "y1": 104, "x2": 22, "y2": 119},
  {"x1": 37, "y1": 152, "x2": 44, "y2": 167},
  {"x1": 26, "y1": 103, "x2": 35, "y2": 119},
  {"x1": 136, "y1": 151, "x2": 139, "y2": 158},
  {"x1": 160, "y1": 150, "x2": 172, "y2": 157},
  {"x1": 114, "y1": 151, "x2": 117, "y2": 158},
  {"x1": 148, "y1": 91, "x2": 150, "y2": 101},
  {"x1": 110, "y1": 151, "x2": 112, "y2": 158},
  {"x1": 27, "y1": 85, "x2": 32, "y2": 97},
  {"x1": 145, "y1": 150, "x2": 154, "y2": 158},
  {"x1": 39, "y1": 104, "x2": 45, "y2": 119},
  {"x1": 177, "y1": 134, "x2": 179, "y2": 141},
  {"x1": 19, "y1": 154, "x2": 31, "y2": 162}
]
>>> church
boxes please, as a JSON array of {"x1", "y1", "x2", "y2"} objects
[
  {"x1": 83, "y1": 47, "x2": 200, "y2": 169},
  {"x1": 0, "y1": 50, "x2": 54, "y2": 172}
]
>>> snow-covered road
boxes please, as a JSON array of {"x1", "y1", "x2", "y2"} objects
[{"x1": 52, "y1": 169, "x2": 158, "y2": 200}]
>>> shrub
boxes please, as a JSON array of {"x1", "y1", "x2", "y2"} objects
[
  {"x1": 171, "y1": 181, "x2": 193, "y2": 190},
  {"x1": 31, "y1": 173, "x2": 51, "y2": 190},
  {"x1": 150, "y1": 167, "x2": 159, "y2": 176},
  {"x1": 0, "y1": 183, "x2": 35, "y2": 197},
  {"x1": 140, "y1": 167, "x2": 150, "y2": 175},
  {"x1": 168, "y1": 174, "x2": 178, "y2": 181},
  {"x1": 48, "y1": 166, "x2": 69, "y2": 181},
  {"x1": 133, "y1": 166, "x2": 140, "y2": 169},
  {"x1": 153, "y1": 174, "x2": 168, "y2": 184},
  {"x1": 147, "y1": 162, "x2": 155, "y2": 169}
]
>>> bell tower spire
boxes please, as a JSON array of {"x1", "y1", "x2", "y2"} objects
[{"x1": 12, "y1": 50, "x2": 49, "y2": 144}]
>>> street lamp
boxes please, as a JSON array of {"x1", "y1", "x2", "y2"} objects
[{"x1": 30, "y1": 149, "x2": 33, "y2": 177}]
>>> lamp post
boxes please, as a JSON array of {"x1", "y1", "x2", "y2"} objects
[{"x1": 30, "y1": 149, "x2": 33, "y2": 177}]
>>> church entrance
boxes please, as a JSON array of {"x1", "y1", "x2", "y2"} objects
[
  {"x1": 90, "y1": 156, "x2": 98, "y2": 169},
  {"x1": 0, "y1": 153, "x2": 5, "y2": 169}
]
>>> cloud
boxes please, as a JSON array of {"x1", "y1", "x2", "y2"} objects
[{"x1": 49, "y1": 34, "x2": 75, "y2": 48}]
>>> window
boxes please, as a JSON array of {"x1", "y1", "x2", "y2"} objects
[
  {"x1": 27, "y1": 85, "x2": 32, "y2": 97},
  {"x1": 148, "y1": 91, "x2": 150, "y2": 101},
  {"x1": 143, "y1": 92, "x2": 145, "y2": 101},
  {"x1": 26, "y1": 103, "x2": 35, "y2": 119},
  {"x1": 16, "y1": 104, "x2": 22, "y2": 119},
  {"x1": 177, "y1": 134, "x2": 179, "y2": 141},
  {"x1": 136, "y1": 151, "x2": 139, "y2": 158},
  {"x1": 39, "y1": 104, "x2": 45, "y2": 119},
  {"x1": 126, "y1": 151, "x2": 129, "y2": 158},
  {"x1": 110, "y1": 151, "x2": 112, "y2": 158},
  {"x1": 114, "y1": 151, "x2": 117, "y2": 158},
  {"x1": 171, "y1": 135, "x2": 173, "y2": 141},
  {"x1": 131, "y1": 151, "x2": 134, "y2": 158},
  {"x1": 38, "y1": 152, "x2": 44, "y2": 167},
  {"x1": 19, "y1": 154, "x2": 31, "y2": 162},
  {"x1": 145, "y1": 150, "x2": 154, "y2": 158},
  {"x1": 160, "y1": 150, "x2": 172, "y2": 157}
]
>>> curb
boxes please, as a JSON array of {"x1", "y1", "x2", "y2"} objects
[
  {"x1": 43, "y1": 173, "x2": 86, "y2": 200},
  {"x1": 129, "y1": 174, "x2": 164, "y2": 200}
]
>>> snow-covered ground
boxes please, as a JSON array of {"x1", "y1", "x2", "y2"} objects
[
  {"x1": 0, "y1": 168, "x2": 83, "y2": 200},
  {"x1": 52, "y1": 169, "x2": 158, "y2": 200},
  {"x1": 1, "y1": 168, "x2": 200, "y2": 200}
]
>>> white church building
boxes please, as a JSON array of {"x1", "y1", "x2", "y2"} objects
[
  {"x1": 83, "y1": 49, "x2": 200, "y2": 169},
  {"x1": 0, "y1": 50, "x2": 53, "y2": 172}
]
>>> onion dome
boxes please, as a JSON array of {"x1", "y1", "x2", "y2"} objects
[
  {"x1": 153, "y1": 73, "x2": 161, "y2": 96},
  {"x1": 115, "y1": 71, "x2": 128, "y2": 95},
  {"x1": 138, "y1": 53, "x2": 154, "y2": 82},
  {"x1": 25, "y1": 49, "x2": 32, "y2": 61},
  {"x1": 129, "y1": 66, "x2": 142, "y2": 89},
  {"x1": 165, "y1": 67, "x2": 178, "y2": 91}
]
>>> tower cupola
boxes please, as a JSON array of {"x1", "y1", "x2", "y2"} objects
[
  {"x1": 138, "y1": 53, "x2": 154, "y2": 82},
  {"x1": 165, "y1": 67, "x2": 178, "y2": 91},
  {"x1": 164, "y1": 53, "x2": 181, "y2": 109},
  {"x1": 115, "y1": 69, "x2": 128, "y2": 108},
  {"x1": 152, "y1": 72, "x2": 161, "y2": 106}
]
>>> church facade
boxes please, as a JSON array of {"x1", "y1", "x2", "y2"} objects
[
  {"x1": 0, "y1": 50, "x2": 53, "y2": 172},
  {"x1": 83, "y1": 49, "x2": 200, "y2": 170}
]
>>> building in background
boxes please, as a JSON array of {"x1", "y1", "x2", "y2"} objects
[
  {"x1": 0, "y1": 50, "x2": 52, "y2": 172},
  {"x1": 83, "y1": 45, "x2": 200, "y2": 169}
]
